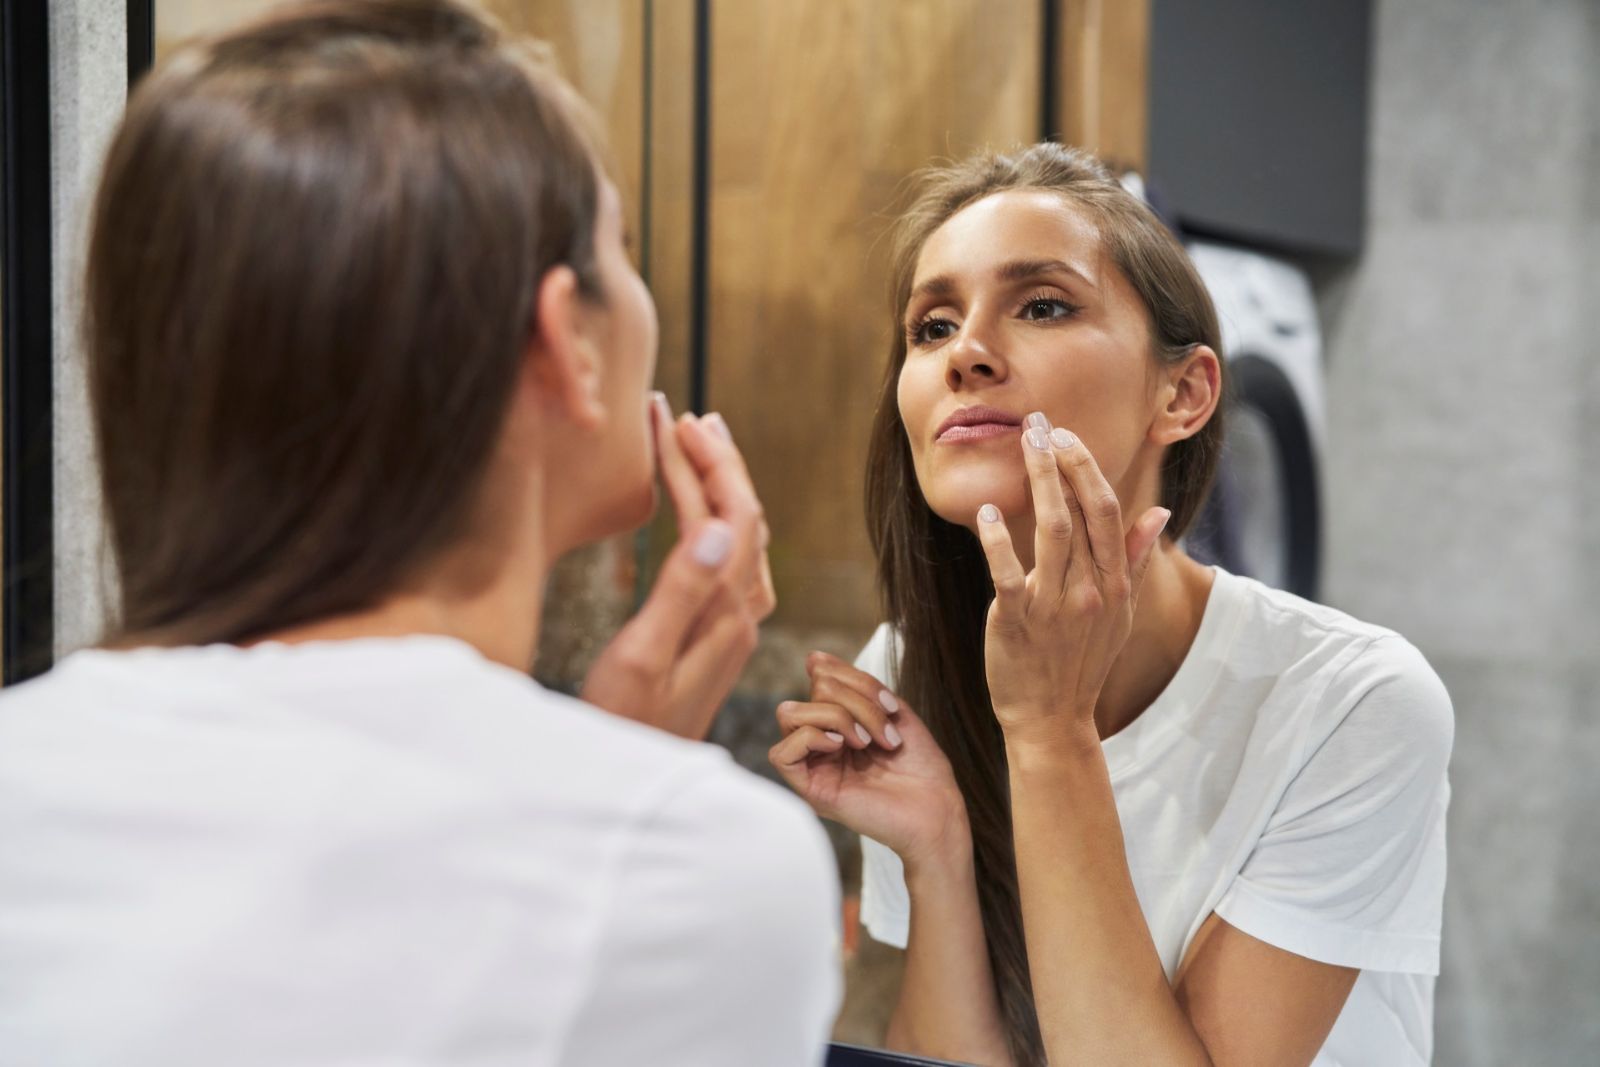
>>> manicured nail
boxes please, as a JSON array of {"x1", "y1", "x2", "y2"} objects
[
  {"x1": 1049, "y1": 427, "x2": 1076, "y2": 450},
  {"x1": 1155, "y1": 508, "x2": 1172, "y2": 535},
  {"x1": 1025, "y1": 411, "x2": 1051, "y2": 431},
  {"x1": 855, "y1": 723, "x2": 872, "y2": 745},
  {"x1": 1025, "y1": 427, "x2": 1050, "y2": 451},
  {"x1": 979, "y1": 503, "x2": 1001, "y2": 524},
  {"x1": 692, "y1": 520, "x2": 733, "y2": 566},
  {"x1": 878, "y1": 690, "x2": 900, "y2": 715},
  {"x1": 824, "y1": 731, "x2": 845, "y2": 743},
  {"x1": 704, "y1": 412, "x2": 733, "y2": 442},
  {"x1": 884, "y1": 722, "x2": 903, "y2": 748}
]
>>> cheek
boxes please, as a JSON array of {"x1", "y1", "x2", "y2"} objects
[{"x1": 896, "y1": 361, "x2": 936, "y2": 444}]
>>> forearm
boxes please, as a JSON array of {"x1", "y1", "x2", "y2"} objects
[
  {"x1": 1006, "y1": 721, "x2": 1212, "y2": 1066},
  {"x1": 886, "y1": 833, "x2": 1013, "y2": 1067}
]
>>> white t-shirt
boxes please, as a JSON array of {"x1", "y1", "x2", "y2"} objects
[
  {"x1": 858, "y1": 568, "x2": 1453, "y2": 1066},
  {"x1": 0, "y1": 635, "x2": 841, "y2": 1067}
]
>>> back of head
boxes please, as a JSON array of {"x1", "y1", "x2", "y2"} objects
[{"x1": 87, "y1": 0, "x2": 604, "y2": 646}]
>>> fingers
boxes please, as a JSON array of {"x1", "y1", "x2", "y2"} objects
[
  {"x1": 806, "y1": 671, "x2": 902, "y2": 750},
  {"x1": 652, "y1": 393, "x2": 709, "y2": 526},
  {"x1": 975, "y1": 502, "x2": 1027, "y2": 626},
  {"x1": 768, "y1": 725, "x2": 848, "y2": 786},
  {"x1": 777, "y1": 700, "x2": 877, "y2": 750},
  {"x1": 1126, "y1": 506, "x2": 1171, "y2": 603},
  {"x1": 1049, "y1": 425, "x2": 1129, "y2": 591},
  {"x1": 612, "y1": 518, "x2": 736, "y2": 674},
  {"x1": 675, "y1": 413, "x2": 769, "y2": 611},
  {"x1": 1021, "y1": 421, "x2": 1075, "y2": 593},
  {"x1": 803, "y1": 651, "x2": 906, "y2": 721},
  {"x1": 671, "y1": 582, "x2": 760, "y2": 731}
]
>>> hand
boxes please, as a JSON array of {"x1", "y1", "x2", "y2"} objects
[
  {"x1": 652, "y1": 394, "x2": 776, "y2": 620},
  {"x1": 580, "y1": 394, "x2": 774, "y2": 739},
  {"x1": 974, "y1": 413, "x2": 1169, "y2": 738},
  {"x1": 768, "y1": 652, "x2": 970, "y2": 869}
]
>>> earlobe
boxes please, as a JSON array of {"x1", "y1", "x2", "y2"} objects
[
  {"x1": 1152, "y1": 344, "x2": 1222, "y2": 446},
  {"x1": 529, "y1": 264, "x2": 605, "y2": 430}
]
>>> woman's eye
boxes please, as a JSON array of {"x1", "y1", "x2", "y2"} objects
[
  {"x1": 912, "y1": 318, "x2": 957, "y2": 344},
  {"x1": 1021, "y1": 298, "x2": 1075, "y2": 321}
]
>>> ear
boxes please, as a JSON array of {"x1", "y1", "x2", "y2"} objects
[
  {"x1": 526, "y1": 264, "x2": 604, "y2": 431},
  {"x1": 1150, "y1": 344, "x2": 1222, "y2": 446}
]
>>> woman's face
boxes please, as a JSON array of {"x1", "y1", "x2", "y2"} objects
[
  {"x1": 897, "y1": 189, "x2": 1162, "y2": 533},
  {"x1": 582, "y1": 177, "x2": 660, "y2": 532}
]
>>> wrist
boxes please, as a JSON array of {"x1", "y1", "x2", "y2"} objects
[
  {"x1": 901, "y1": 800, "x2": 974, "y2": 883},
  {"x1": 1000, "y1": 714, "x2": 1102, "y2": 772}
]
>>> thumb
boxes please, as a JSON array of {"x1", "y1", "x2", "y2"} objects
[
  {"x1": 623, "y1": 519, "x2": 736, "y2": 662},
  {"x1": 1127, "y1": 507, "x2": 1171, "y2": 602}
]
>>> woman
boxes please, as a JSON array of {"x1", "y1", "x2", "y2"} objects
[
  {"x1": 772, "y1": 145, "x2": 1452, "y2": 1067},
  {"x1": 0, "y1": 2, "x2": 838, "y2": 1064}
]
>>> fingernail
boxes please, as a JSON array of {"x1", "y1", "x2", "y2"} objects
[
  {"x1": 979, "y1": 503, "x2": 1001, "y2": 524},
  {"x1": 855, "y1": 723, "x2": 872, "y2": 745},
  {"x1": 1025, "y1": 411, "x2": 1051, "y2": 431},
  {"x1": 1025, "y1": 427, "x2": 1050, "y2": 451},
  {"x1": 651, "y1": 390, "x2": 670, "y2": 415},
  {"x1": 1049, "y1": 427, "x2": 1076, "y2": 450},
  {"x1": 884, "y1": 722, "x2": 903, "y2": 749},
  {"x1": 878, "y1": 690, "x2": 900, "y2": 715},
  {"x1": 704, "y1": 412, "x2": 733, "y2": 442},
  {"x1": 692, "y1": 520, "x2": 733, "y2": 566},
  {"x1": 824, "y1": 731, "x2": 845, "y2": 743},
  {"x1": 1156, "y1": 508, "x2": 1172, "y2": 535}
]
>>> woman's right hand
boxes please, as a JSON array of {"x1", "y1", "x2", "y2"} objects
[{"x1": 769, "y1": 652, "x2": 970, "y2": 868}]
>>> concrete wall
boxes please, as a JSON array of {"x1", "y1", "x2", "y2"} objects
[
  {"x1": 49, "y1": 0, "x2": 124, "y2": 655},
  {"x1": 1318, "y1": 0, "x2": 1600, "y2": 1062}
]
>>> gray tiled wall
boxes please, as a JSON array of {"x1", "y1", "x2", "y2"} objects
[{"x1": 1319, "y1": 1, "x2": 1600, "y2": 1062}]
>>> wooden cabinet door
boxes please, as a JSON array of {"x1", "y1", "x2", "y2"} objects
[{"x1": 705, "y1": 0, "x2": 1044, "y2": 637}]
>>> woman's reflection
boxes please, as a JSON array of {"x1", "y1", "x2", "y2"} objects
[{"x1": 773, "y1": 144, "x2": 1451, "y2": 1067}]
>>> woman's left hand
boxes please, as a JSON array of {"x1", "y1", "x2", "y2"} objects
[{"x1": 974, "y1": 412, "x2": 1170, "y2": 739}]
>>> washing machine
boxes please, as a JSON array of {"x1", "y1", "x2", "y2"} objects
[{"x1": 1182, "y1": 240, "x2": 1325, "y2": 600}]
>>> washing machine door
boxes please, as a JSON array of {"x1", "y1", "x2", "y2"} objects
[{"x1": 1188, "y1": 352, "x2": 1321, "y2": 600}]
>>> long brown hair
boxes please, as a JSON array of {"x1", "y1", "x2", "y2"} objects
[
  {"x1": 86, "y1": 0, "x2": 605, "y2": 647},
  {"x1": 865, "y1": 143, "x2": 1225, "y2": 1065}
]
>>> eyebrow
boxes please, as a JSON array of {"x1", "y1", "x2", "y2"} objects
[{"x1": 908, "y1": 258, "x2": 1096, "y2": 306}]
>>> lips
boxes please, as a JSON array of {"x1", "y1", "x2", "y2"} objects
[{"x1": 935, "y1": 405, "x2": 1022, "y2": 443}]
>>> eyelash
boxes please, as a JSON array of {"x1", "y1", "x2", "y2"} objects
[{"x1": 905, "y1": 291, "x2": 1082, "y2": 346}]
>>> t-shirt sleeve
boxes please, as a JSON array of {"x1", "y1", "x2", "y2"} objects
[
  {"x1": 859, "y1": 833, "x2": 911, "y2": 950},
  {"x1": 1214, "y1": 635, "x2": 1454, "y2": 975},
  {"x1": 560, "y1": 760, "x2": 842, "y2": 1067},
  {"x1": 850, "y1": 624, "x2": 913, "y2": 950}
]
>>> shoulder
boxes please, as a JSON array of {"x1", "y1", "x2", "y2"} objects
[
  {"x1": 1238, "y1": 579, "x2": 1452, "y2": 761},
  {"x1": 1330, "y1": 633, "x2": 1455, "y2": 768},
  {"x1": 1215, "y1": 574, "x2": 1453, "y2": 762}
]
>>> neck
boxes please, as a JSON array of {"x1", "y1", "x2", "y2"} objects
[
  {"x1": 250, "y1": 477, "x2": 555, "y2": 674},
  {"x1": 1092, "y1": 540, "x2": 1214, "y2": 739}
]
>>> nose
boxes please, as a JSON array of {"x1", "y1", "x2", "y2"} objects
[{"x1": 944, "y1": 325, "x2": 1007, "y2": 391}]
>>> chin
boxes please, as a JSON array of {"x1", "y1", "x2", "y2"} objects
[
  {"x1": 606, "y1": 474, "x2": 658, "y2": 536},
  {"x1": 919, "y1": 462, "x2": 1030, "y2": 529}
]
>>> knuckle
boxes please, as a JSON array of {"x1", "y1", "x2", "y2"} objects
[
  {"x1": 1090, "y1": 492, "x2": 1122, "y2": 522},
  {"x1": 733, "y1": 618, "x2": 759, "y2": 655},
  {"x1": 1044, "y1": 514, "x2": 1074, "y2": 541},
  {"x1": 995, "y1": 574, "x2": 1027, "y2": 598},
  {"x1": 811, "y1": 674, "x2": 843, "y2": 703},
  {"x1": 613, "y1": 643, "x2": 659, "y2": 681}
]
